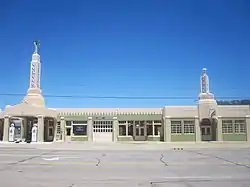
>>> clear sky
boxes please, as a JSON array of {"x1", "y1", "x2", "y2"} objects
[{"x1": 0, "y1": 0, "x2": 250, "y2": 109}]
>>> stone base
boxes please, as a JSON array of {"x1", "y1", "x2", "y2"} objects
[
  {"x1": 199, "y1": 92, "x2": 215, "y2": 100},
  {"x1": 22, "y1": 88, "x2": 45, "y2": 107}
]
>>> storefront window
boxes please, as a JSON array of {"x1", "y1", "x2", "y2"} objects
[
  {"x1": 73, "y1": 125, "x2": 87, "y2": 136},
  {"x1": 154, "y1": 125, "x2": 161, "y2": 136},
  {"x1": 128, "y1": 122, "x2": 133, "y2": 136},
  {"x1": 119, "y1": 125, "x2": 126, "y2": 136},
  {"x1": 147, "y1": 125, "x2": 153, "y2": 135},
  {"x1": 66, "y1": 121, "x2": 72, "y2": 126}
]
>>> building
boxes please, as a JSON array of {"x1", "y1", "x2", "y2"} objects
[{"x1": 0, "y1": 42, "x2": 249, "y2": 143}]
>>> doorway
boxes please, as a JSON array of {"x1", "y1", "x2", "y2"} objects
[
  {"x1": 133, "y1": 121, "x2": 147, "y2": 141},
  {"x1": 200, "y1": 118, "x2": 216, "y2": 141},
  {"x1": 25, "y1": 117, "x2": 37, "y2": 142},
  {"x1": 201, "y1": 126, "x2": 212, "y2": 141},
  {"x1": 0, "y1": 120, "x2": 3, "y2": 141}
]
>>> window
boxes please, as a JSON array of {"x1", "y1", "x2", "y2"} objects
[
  {"x1": 171, "y1": 121, "x2": 182, "y2": 134},
  {"x1": 57, "y1": 122, "x2": 61, "y2": 134},
  {"x1": 154, "y1": 120, "x2": 162, "y2": 125},
  {"x1": 93, "y1": 121, "x2": 113, "y2": 132},
  {"x1": 72, "y1": 125, "x2": 87, "y2": 136},
  {"x1": 118, "y1": 121, "x2": 126, "y2": 124},
  {"x1": 222, "y1": 120, "x2": 233, "y2": 133},
  {"x1": 184, "y1": 120, "x2": 195, "y2": 134},
  {"x1": 66, "y1": 121, "x2": 72, "y2": 126},
  {"x1": 66, "y1": 128, "x2": 71, "y2": 136},
  {"x1": 93, "y1": 120, "x2": 113, "y2": 125},
  {"x1": 146, "y1": 121, "x2": 153, "y2": 125},
  {"x1": 119, "y1": 125, "x2": 126, "y2": 136},
  {"x1": 72, "y1": 121, "x2": 87, "y2": 124},
  {"x1": 48, "y1": 128, "x2": 53, "y2": 136},
  {"x1": 147, "y1": 125, "x2": 153, "y2": 135},
  {"x1": 234, "y1": 120, "x2": 246, "y2": 133},
  {"x1": 49, "y1": 120, "x2": 54, "y2": 127},
  {"x1": 128, "y1": 121, "x2": 134, "y2": 136},
  {"x1": 154, "y1": 125, "x2": 161, "y2": 136}
]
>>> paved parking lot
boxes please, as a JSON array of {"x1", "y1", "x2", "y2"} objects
[{"x1": 0, "y1": 145, "x2": 250, "y2": 186}]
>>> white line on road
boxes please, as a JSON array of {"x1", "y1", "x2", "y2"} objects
[{"x1": 42, "y1": 157, "x2": 59, "y2": 161}]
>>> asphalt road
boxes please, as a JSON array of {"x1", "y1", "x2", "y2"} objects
[{"x1": 0, "y1": 146, "x2": 250, "y2": 187}]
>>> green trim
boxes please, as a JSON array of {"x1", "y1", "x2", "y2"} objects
[
  {"x1": 171, "y1": 134, "x2": 195, "y2": 142},
  {"x1": 147, "y1": 136, "x2": 160, "y2": 141},
  {"x1": 118, "y1": 136, "x2": 134, "y2": 141},
  {"x1": 71, "y1": 136, "x2": 88, "y2": 141},
  {"x1": 222, "y1": 134, "x2": 246, "y2": 141}
]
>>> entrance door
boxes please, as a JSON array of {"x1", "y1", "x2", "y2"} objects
[
  {"x1": 65, "y1": 127, "x2": 71, "y2": 142},
  {"x1": 201, "y1": 126, "x2": 212, "y2": 141},
  {"x1": 133, "y1": 121, "x2": 147, "y2": 141}
]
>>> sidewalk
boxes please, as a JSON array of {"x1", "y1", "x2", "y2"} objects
[{"x1": 0, "y1": 141, "x2": 249, "y2": 150}]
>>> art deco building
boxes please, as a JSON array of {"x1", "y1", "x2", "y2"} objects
[{"x1": 0, "y1": 42, "x2": 249, "y2": 143}]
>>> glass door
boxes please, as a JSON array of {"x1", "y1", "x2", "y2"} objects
[
  {"x1": 201, "y1": 126, "x2": 212, "y2": 141},
  {"x1": 133, "y1": 121, "x2": 147, "y2": 141}
]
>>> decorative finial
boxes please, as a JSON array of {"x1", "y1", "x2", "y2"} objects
[{"x1": 33, "y1": 40, "x2": 40, "y2": 54}]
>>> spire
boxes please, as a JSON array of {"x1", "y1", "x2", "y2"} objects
[
  {"x1": 29, "y1": 41, "x2": 41, "y2": 89},
  {"x1": 200, "y1": 68, "x2": 209, "y2": 94}
]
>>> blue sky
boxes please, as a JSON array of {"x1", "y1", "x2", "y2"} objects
[{"x1": 0, "y1": 0, "x2": 250, "y2": 108}]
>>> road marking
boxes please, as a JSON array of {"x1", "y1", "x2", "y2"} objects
[{"x1": 42, "y1": 157, "x2": 59, "y2": 161}]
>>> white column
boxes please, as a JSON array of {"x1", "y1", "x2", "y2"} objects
[
  {"x1": 60, "y1": 117, "x2": 65, "y2": 142},
  {"x1": 112, "y1": 117, "x2": 118, "y2": 142},
  {"x1": 37, "y1": 115, "x2": 44, "y2": 142},
  {"x1": 87, "y1": 116, "x2": 93, "y2": 142},
  {"x1": 195, "y1": 116, "x2": 201, "y2": 142},
  {"x1": 164, "y1": 116, "x2": 171, "y2": 142},
  {"x1": 20, "y1": 118, "x2": 26, "y2": 140},
  {"x1": 152, "y1": 121, "x2": 155, "y2": 136},
  {"x1": 125, "y1": 121, "x2": 128, "y2": 136},
  {"x1": 3, "y1": 115, "x2": 10, "y2": 142},
  {"x1": 217, "y1": 116, "x2": 223, "y2": 141},
  {"x1": 53, "y1": 119, "x2": 57, "y2": 142},
  {"x1": 246, "y1": 115, "x2": 250, "y2": 142}
]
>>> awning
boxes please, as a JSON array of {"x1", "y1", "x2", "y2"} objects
[{"x1": 1, "y1": 103, "x2": 58, "y2": 118}]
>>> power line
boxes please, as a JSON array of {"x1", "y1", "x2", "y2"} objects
[{"x1": 0, "y1": 93, "x2": 249, "y2": 100}]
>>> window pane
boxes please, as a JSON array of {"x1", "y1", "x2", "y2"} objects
[
  {"x1": 171, "y1": 121, "x2": 182, "y2": 134},
  {"x1": 49, "y1": 128, "x2": 53, "y2": 136},
  {"x1": 222, "y1": 120, "x2": 233, "y2": 133},
  {"x1": 73, "y1": 125, "x2": 87, "y2": 136},
  {"x1": 147, "y1": 125, "x2": 153, "y2": 135},
  {"x1": 119, "y1": 125, "x2": 126, "y2": 136},
  {"x1": 128, "y1": 123, "x2": 133, "y2": 136},
  {"x1": 183, "y1": 120, "x2": 195, "y2": 134},
  {"x1": 66, "y1": 121, "x2": 72, "y2": 126},
  {"x1": 234, "y1": 120, "x2": 246, "y2": 133},
  {"x1": 154, "y1": 125, "x2": 161, "y2": 136},
  {"x1": 66, "y1": 128, "x2": 71, "y2": 136},
  {"x1": 72, "y1": 121, "x2": 87, "y2": 125}
]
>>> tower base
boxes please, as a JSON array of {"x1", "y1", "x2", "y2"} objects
[
  {"x1": 22, "y1": 88, "x2": 45, "y2": 107},
  {"x1": 197, "y1": 92, "x2": 217, "y2": 121}
]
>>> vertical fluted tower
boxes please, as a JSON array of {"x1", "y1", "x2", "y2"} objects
[
  {"x1": 197, "y1": 68, "x2": 217, "y2": 120},
  {"x1": 22, "y1": 41, "x2": 45, "y2": 107}
]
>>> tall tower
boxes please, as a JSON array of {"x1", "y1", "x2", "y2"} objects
[
  {"x1": 22, "y1": 41, "x2": 45, "y2": 107},
  {"x1": 197, "y1": 68, "x2": 217, "y2": 120},
  {"x1": 200, "y1": 68, "x2": 209, "y2": 94},
  {"x1": 29, "y1": 41, "x2": 41, "y2": 89}
]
